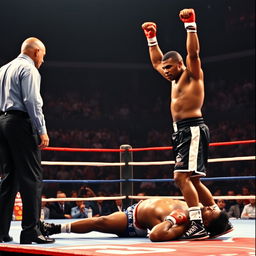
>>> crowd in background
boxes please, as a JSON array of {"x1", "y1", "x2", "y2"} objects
[{"x1": 42, "y1": 78, "x2": 255, "y2": 124}]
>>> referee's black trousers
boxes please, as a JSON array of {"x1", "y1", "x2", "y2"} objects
[{"x1": 0, "y1": 112, "x2": 43, "y2": 238}]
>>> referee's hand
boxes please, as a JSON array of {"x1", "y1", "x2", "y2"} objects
[{"x1": 39, "y1": 134, "x2": 49, "y2": 149}]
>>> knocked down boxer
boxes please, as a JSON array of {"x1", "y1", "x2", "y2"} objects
[{"x1": 40, "y1": 198, "x2": 233, "y2": 241}]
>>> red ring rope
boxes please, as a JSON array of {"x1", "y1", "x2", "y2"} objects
[
  {"x1": 43, "y1": 139, "x2": 256, "y2": 152},
  {"x1": 43, "y1": 148, "x2": 122, "y2": 152}
]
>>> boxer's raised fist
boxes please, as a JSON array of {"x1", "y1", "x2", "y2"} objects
[
  {"x1": 142, "y1": 22, "x2": 157, "y2": 38},
  {"x1": 179, "y1": 9, "x2": 196, "y2": 23}
]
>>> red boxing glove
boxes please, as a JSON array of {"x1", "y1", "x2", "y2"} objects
[
  {"x1": 179, "y1": 9, "x2": 197, "y2": 32},
  {"x1": 165, "y1": 209, "x2": 188, "y2": 225},
  {"x1": 143, "y1": 24, "x2": 157, "y2": 38},
  {"x1": 179, "y1": 9, "x2": 196, "y2": 23},
  {"x1": 142, "y1": 22, "x2": 158, "y2": 47}
]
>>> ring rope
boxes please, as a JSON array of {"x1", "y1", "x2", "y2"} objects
[
  {"x1": 43, "y1": 148, "x2": 123, "y2": 152},
  {"x1": 208, "y1": 156, "x2": 255, "y2": 163},
  {"x1": 43, "y1": 140, "x2": 256, "y2": 152},
  {"x1": 37, "y1": 141, "x2": 256, "y2": 204},
  {"x1": 41, "y1": 156, "x2": 255, "y2": 166},
  {"x1": 42, "y1": 161, "x2": 125, "y2": 166},
  {"x1": 14, "y1": 195, "x2": 255, "y2": 203},
  {"x1": 42, "y1": 176, "x2": 255, "y2": 184},
  {"x1": 130, "y1": 140, "x2": 256, "y2": 152},
  {"x1": 128, "y1": 195, "x2": 256, "y2": 200},
  {"x1": 43, "y1": 179, "x2": 126, "y2": 183},
  {"x1": 14, "y1": 196, "x2": 127, "y2": 203},
  {"x1": 129, "y1": 176, "x2": 255, "y2": 182},
  {"x1": 129, "y1": 156, "x2": 255, "y2": 166}
]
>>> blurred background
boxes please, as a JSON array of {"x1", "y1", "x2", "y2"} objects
[{"x1": 0, "y1": 0, "x2": 255, "y2": 200}]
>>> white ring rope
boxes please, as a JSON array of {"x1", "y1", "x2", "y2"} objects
[
  {"x1": 14, "y1": 195, "x2": 255, "y2": 203},
  {"x1": 129, "y1": 160, "x2": 175, "y2": 166},
  {"x1": 128, "y1": 195, "x2": 256, "y2": 200},
  {"x1": 41, "y1": 156, "x2": 255, "y2": 166},
  {"x1": 15, "y1": 196, "x2": 126, "y2": 203},
  {"x1": 42, "y1": 161, "x2": 125, "y2": 166},
  {"x1": 42, "y1": 196, "x2": 127, "y2": 202},
  {"x1": 129, "y1": 156, "x2": 255, "y2": 166},
  {"x1": 208, "y1": 156, "x2": 255, "y2": 163}
]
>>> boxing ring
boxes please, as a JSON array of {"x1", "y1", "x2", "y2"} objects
[{"x1": 0, "y1": 139, "x2": 255, "y2": 256}]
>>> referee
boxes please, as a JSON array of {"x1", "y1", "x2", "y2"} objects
[{"x1": 0, "y1": 37, "x2": 54, "y2": 244}]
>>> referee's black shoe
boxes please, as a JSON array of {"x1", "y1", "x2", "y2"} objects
[
  {"x1": 0, "y1": 235, "x2": 13, "y2": 243},
  {"x1": 20, "y1": 230, "x2": 55, "y2": 244}
]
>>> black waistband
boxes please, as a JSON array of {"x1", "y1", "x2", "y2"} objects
[
  {"x1": 0, "y1": 110, "x2": 29, "y2": 118},
  {"x1": 175, "y1": 117, "x2": 204, "y2": 130}
]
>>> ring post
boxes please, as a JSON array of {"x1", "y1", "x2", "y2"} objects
[{"x1": 120, "y1": 144, "x2": 133, "y2": 209}]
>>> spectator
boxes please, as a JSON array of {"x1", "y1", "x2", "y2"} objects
[
  {"x1": 49, "y1": 192, "x2": 72, "y2": 219},
  {"x1": 78, "y1": 186, "x2": 99, "y2": 217},
  {"x1": 95, "y1": 192, "x2": 118, "y2": 216},
  {"x1": 41, "y1": 195, "x2": 50, "y2": 220},
  {"x1": 241, "y1": 197, "x2": 255, "y2": 219},
  {"x1": 216, "y1": 199, "x2": 227, "y2": 212},
  {"x1": 213, "y1": 189, "x2": 222, "y2": 196},
  {"x1": 134, "y1": 192, "x2": 147, "y2": 202},
  {"x1": 69, "y1": 190, "x2": 79, "y2": 208},
  {"x1": 114, "y1": 195, "x2": 124, "y2": 212},
  {"x1": 241, "y1": 186, "x2": 251, "y2": 205},
  {"x1": 78, "y1": 186, "x2": 96, "y2": 198},
  {"x1": 225, "y1": 190, "x2": 237, "y2": 211},
  {"x1": 227, "y1": 196, "x2": 245, "y2": 219},
  {"x1": 71, "y1": 201, "x2": 87, "y2": 219}
]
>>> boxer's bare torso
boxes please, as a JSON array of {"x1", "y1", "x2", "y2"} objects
[
  {"x1": 170, "y1": 69, "x2": 204, "y2": 122},
  {"x1": 160, "y1": 58, "x2": 204, "y2": 122},
  {"x1": 137, "y1": 198, "x2": 188, "y2": 229}
]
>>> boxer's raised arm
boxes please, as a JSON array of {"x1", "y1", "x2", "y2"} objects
[
  {"x1": 179, "y1": 9, "x2": 202, "y2": 80},
  {"x1": 141, "y1": 22, "x2": 165, "y2": 77}
]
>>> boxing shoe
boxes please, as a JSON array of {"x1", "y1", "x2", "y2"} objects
[
  {"x1": 180, "y1": 220, "x2": 209, "y2": 240},
  {"x1": 20, "y1": 230, "x2": 55, "y2": 244},
  {"x1": 0, "y1": 235, "x2": 13, "y2": 243},
  {"x1": 39, "y1": 221, "x2": 61, "y2": 236}
]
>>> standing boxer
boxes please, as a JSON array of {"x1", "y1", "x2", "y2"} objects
[
  {"x1": 141, "y1": 9, "x2": 232, "y2": 240},
  {"x1": 0, "y1": 37, "x2": 54, "y2": 244}
]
